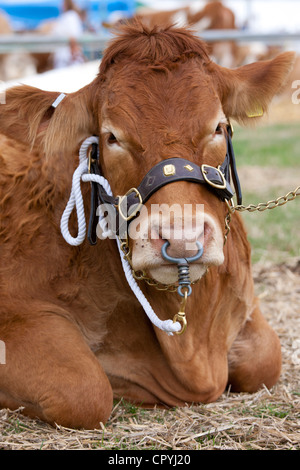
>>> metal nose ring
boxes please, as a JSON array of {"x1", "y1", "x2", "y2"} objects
[
  {"x1": 161, "y1": 241, "x2": 203, "y2": 297},
  {"x1": 161, "y1": 240, "x2": 203, "y2": 264}
]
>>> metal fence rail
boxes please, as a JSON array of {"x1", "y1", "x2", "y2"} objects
[
  {"x1": 0, "y1": 33, "x2": 109, "y2": 54},
  {"x1": 0, "y1": 30, "x2": 300, "y2": 54},
  {"x1": 200, "y1": 30, "x2": 300, "y2": 43}
]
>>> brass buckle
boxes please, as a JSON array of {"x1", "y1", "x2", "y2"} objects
[
  {"x1": 88, "y1": 147, "x2": 96, "y2": 173},
  {"x1": 117, "y1": 188, "x2": 143, "y2": 222},
  {"x1": 227, "y1": 119, "x2": 234, "y2": 137},
  {"x1": 201, "y1": 164, "x2": 227, "y2": 190}
]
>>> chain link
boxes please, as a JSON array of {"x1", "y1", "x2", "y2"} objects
[
  {"x1": 133, "y1": 270, "x2": 179, "y2": 292},
  {"x1": 132, "y1": 269, "x2": 202, "y2": 292},
  {"x1": 234, "y1": 185, "x2": 300, "y2": 213},
  {"x1": 224, "y1": 185, "x2": 300, "y2": 243}
]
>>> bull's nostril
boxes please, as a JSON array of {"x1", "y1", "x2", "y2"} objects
[
  {"x1": 148, "y1": 219, "x2": 213, "y2": 259},
  {"x1": 149, "y1": 228, "x2": 166, "y2": 253},
  {"x1": 203, "y1": 222, "x2": 212, "y2": 245}
]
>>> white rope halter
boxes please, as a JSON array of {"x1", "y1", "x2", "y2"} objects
[{"x1": 60, "y1": 136, "x2": 181, "y2": 335}]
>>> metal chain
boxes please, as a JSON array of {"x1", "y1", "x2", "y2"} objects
[
  {"x1": 235, "y1": 185, "x2": 300, "y2": 213},
  {"x1": 132, "y1": 270, "x2": 179, "y2": 292},
  {"x1": 224, "y1": 185, "x2": 300, "y2": 243},
  {"x1": 132, "y1": 268, "x2": 201, "y2": 292}
]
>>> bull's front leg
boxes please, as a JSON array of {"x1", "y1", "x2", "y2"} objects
[
  {"x1": 227, "y1": 303, "x2": 282, "y2": 393},
  {"x1": 0, "y1": 303, "x2": 113, "y2": 429}
]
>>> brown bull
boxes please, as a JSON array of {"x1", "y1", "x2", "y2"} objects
[{"x1": 0, "y1": 22, "x2": 295, "y2": 429}]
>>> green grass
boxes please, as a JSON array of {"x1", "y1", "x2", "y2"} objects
[
  {"x1": 242, "y1": 403, "x2": 293, "y2": 419},
  {"x1": 232, "y1": 122, "x2": 300, "y2": 168},
  {"x1": 240, "y1": 190, "x2": 300, "y2": 263},
  {"x1": 231, "y1": 123, "x2": 300, "y2": 263}
]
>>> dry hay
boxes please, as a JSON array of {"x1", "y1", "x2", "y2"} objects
[{"x1": 0, "y1": 259, "x2": 299, "y2": 450}]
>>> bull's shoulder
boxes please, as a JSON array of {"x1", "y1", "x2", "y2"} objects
[{"x1": 0, "y1": 134, "x2": 35, "y2": 171}]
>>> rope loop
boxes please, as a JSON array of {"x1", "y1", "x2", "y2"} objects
[{"x1": 60, "y1": 136, "x2": 181, "y2": 335}]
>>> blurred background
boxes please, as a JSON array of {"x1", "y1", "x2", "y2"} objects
[
  {"x1": 0, "y1": 0, "x2": 300, "y2": 83},
  {"x1": 0, "y1": 0, "x2": 299, "y2": 263}
]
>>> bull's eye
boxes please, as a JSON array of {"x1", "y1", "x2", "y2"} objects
[
  {"x1": 107, "y1": 133, "x2": 118, "y2": 145},
  {"x1": 215, "y1": 124, "x2": 223, "y2": 135}
]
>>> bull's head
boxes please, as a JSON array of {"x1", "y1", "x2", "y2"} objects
[
  {"x1": 93, "y1": 23, "x2": 295, "y2": 287},
  {"x1": 1, "y1": 23, "x2": 294, "y2": 289}
]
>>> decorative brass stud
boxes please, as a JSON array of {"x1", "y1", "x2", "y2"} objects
[{"x1": 163, "y1": 164, "x2": 176, "y2": 176}]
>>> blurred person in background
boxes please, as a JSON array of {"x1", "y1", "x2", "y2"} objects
[
  {"x1": 51, "y1": 0, "x2": 85, "y2": 68},
  {"x1": 0, "y1": 9, "x2": 12, "y2": 34}
]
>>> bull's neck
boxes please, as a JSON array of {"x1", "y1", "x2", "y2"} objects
[{"x1": 142, "y1": 241, "x2": 252, "y2": 365}]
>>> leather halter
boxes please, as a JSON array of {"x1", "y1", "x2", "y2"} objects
[{"x1": 87, "y1": 124, "x2": 242, "y2": 244}]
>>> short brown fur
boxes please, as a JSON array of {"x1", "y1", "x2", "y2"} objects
[{"x1": 0, "y1": 22, "x2": 295, "y2": 429}]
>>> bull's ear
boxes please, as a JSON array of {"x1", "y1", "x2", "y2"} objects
[
  {"x1": 0, "y1": 83, "x2": 98, "y2": 155},
  {"x1": 209, "y1": 52, "x2": 296, "y2": 123},
  {"x1": 43, "y1": 83, "x2": 98, "y2": 156}
]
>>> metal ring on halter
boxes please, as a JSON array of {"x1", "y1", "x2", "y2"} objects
[{"x1": 178, "y1": 284, "x2": 192, "y2": 297}]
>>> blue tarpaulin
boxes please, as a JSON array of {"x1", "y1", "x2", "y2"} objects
[{"x1": 0, "y1": 1, "x2": 136, "y2": 31}]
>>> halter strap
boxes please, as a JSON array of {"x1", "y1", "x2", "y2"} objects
[{"x1": 87, "y1": 126, "x2": 241, "y2": 242}]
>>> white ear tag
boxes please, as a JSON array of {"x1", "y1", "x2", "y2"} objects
[{"x1": 51, "y1": 93, "x2": 66, "y2": 108}]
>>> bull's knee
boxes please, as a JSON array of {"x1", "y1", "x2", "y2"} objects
[
  {"x1": 228, "y1": 323, "x2": 282, "y2": 393},
  {"x1": 41, "y1": 371, "x2": 113, "y2": 429},
  {"x1": 0, "y1": 312, "x2": 114, "y2": 429}
]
